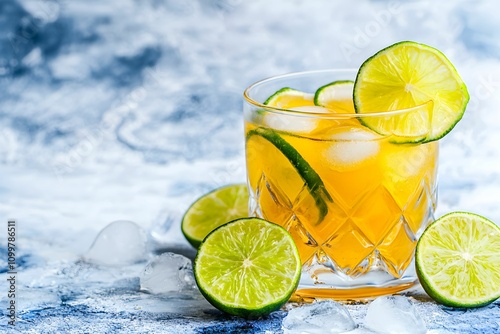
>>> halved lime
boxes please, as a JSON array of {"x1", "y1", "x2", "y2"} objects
[
  {"x1": 416, "y1": 212, "x2": 500, "y2": 308},
  {"x1": 314, "y1": 80, "x2": 355, "y2": 113},
  {"x1": 194, "y1": 218, "x2": 301, "y2": 318},
  {"x1": 264, "y1": 87, "x2": 315, "y2": 109},
  {"x1": 353, "y1": 41, "x2": 469, "y2": 142},
  {"x1": 181, "y1": 184, "x2": 249, "y2": 248},
  {"x1": 246, "y1": 127, "x2": 332, "y2": 224}
]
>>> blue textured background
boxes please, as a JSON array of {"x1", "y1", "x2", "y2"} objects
[{"x1": 1, "y1": 0, "x2": 499, "y2": 332}]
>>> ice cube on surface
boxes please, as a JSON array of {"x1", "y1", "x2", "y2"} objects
[
  {"x1": 324, "y1": 127, "x2": 381, "y2": 170},
  {"x1": 365, "y1": 296, "x2": 426, "y2": 334},
  {"x1": 140, "y1": 252, "x2": 196, "y2": 294},
  {"x1": 84, "y1": 220, "x2": 147, "y2": 266},
  {"x1": 282, "y1": 300, "x2": 356, "y2": 334}
]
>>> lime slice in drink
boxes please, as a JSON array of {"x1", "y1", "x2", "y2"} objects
[
  {"x1": 416, "y1": 212, "x2": 500, "y2": 308},
  {"x1": 261, "y1": 87, "x2": 329, "y2": 133},
  {"x1": 181, "y1": 184, "x2": 249, "y2": 248},
  {"x1": 353, "y1": 41, "x2": 469, "y2": 142},
  {"x1": 246, "y1": 127, "x2": 332, "y2": 224},
  {"x1": 264, "y1": 87, "x2": 315, "y2": 109},
  {"x1": 194, "y1": 217, "x2": 301, "y2": 318},
  {"x1": 314, "y1": 80, "x2": 355, "y2": 113}
]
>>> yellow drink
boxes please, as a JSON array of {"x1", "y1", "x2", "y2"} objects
[
  {"x1": 246, "y1": 121, "x2": 438, "y2": 271},
  {"x1": 243, "y1": 70, "x2": 439, "y2": 299}
]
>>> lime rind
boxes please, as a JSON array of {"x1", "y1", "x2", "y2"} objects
[
  {"x1": 313, "y1": 80, "x2": 354, "y2": 111},
  {"x1": 257, "y1": 87, "x2": 315, "y2": 120},
  {"x1": 181, "y1": 183, "x2": 249, "y2": 248},
  {"x1": 264, "y1": 87, "x2": 296, "y2": 105},
  {"x1": 353, "y1": 41, "x2": 469, "y2": 143},
  {"x1": 194, "y1": 218, "x2": 301, "y2": 318},
  {"x1": 416, "y1": 211, "x2": 500, "y2": 308},
  {"x1": 246, "y1": 127, "x2": 332, "y2": 223},
  {"x1": 264, "y1": 87, "x2": 313, "y2": 106}
]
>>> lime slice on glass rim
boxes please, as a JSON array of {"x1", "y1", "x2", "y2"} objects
[
  {"x1": 416, "y1": 212, "x2": 500, "y2": 308},
  {"x1": 194, "y1": 217, "x2": 301, "y2": 318},
  {"x1": 353, "y1": 41, "x2": 469, "y2": 142},
  {"x1": 314, "y1": 80, "x2": 355, "y2": 113},
  {"x1": 181, "y1": 184, "x2": 249, "y2": 248}
]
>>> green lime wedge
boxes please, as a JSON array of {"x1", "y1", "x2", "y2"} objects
[
  {"x1": 264, "y1": 87, "x2": 315, "y2": 109},
  {"x1": 194, "y1": 218, "x2": 301, "y2": 318},
  {"x1": 416, "y1": 212, "x2": 500, "y2": 308},
  {"x1": 246, "y1": 127, "x2": 332, "y2": 224},
  {"x1": 181, "y1": 184, "x2": 249, "y2": 248},
  {"x1": 353, "y1": 41, "x2": 469, "y2": 142},
  {"x1": 314, "y1": 80, "x2": 355, "y2": 113}
]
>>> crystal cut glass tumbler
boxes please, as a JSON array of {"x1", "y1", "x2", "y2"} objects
[{"x1": 243, "y1": 70, "x2": 439, "y2": 300}]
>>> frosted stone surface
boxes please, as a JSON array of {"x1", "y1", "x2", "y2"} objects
[{"x1": 1, "y1": 0, "x2": 499, "y2": 332}]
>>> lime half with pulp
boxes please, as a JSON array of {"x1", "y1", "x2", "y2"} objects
[
  {"x1": 354, "y1": 41, "x2": 469, "y2": 142},
  {"x1": 194, "y1": 217, "x2": 301, "y2": 318},
  {"x1": 182, "y1": 184, "x2": 249, "y2": 248},
  {"x1": 416, "y1": 211, "x2": 500, "y2": 308}
]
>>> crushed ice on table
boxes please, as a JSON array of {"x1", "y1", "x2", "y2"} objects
[
  {"x1": 282, "y1": 300, "x2": 356, "y2": 334},
  {"x1": 84, "y1": 220, "x2": 148, "y2": 266},
  {"x1": 365, "y1": 296, "x2": 426, "y2": 334},
  {"x1": 140, "y1": 252, "x2": 196, "y2": 294}
]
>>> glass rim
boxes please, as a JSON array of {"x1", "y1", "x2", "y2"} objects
[{"x1": 243, "y1": 69, "x2": 432, "y2": 119}]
